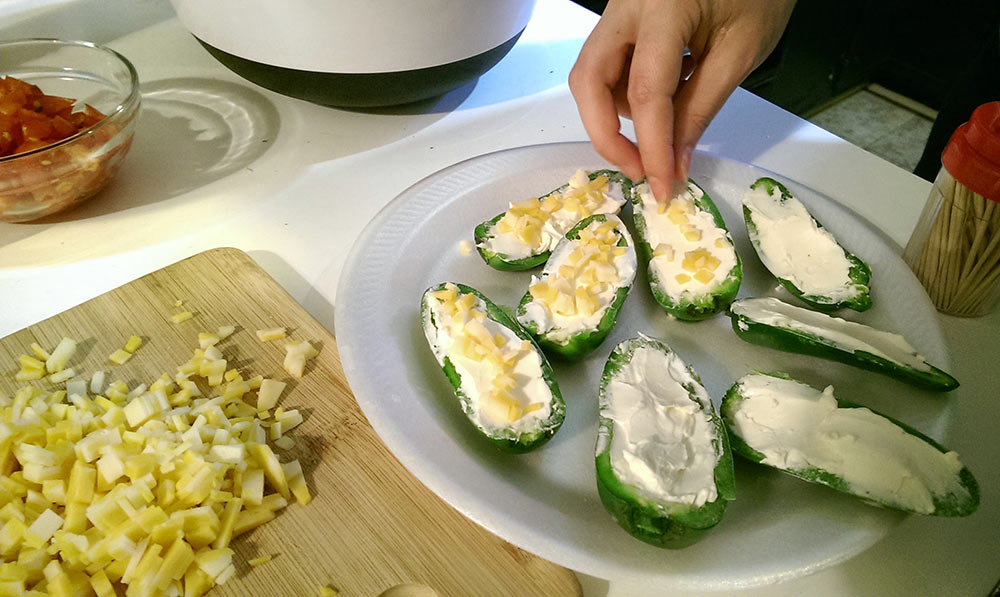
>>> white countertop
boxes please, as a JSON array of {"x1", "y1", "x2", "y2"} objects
[{"x1": 1, "y1": 1, "x2": 997, "y2": 595}]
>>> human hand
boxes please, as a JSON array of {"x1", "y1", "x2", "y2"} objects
[{"x1": 569, "y1": 0, "x2": 794, "y2": 200}]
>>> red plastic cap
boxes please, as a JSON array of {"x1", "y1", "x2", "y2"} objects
[{"x1": 942, "y1": 101, "x2": 1000, "y2": 203}]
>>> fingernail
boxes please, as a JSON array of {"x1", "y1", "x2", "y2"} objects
[
  {"x1": 670, "y1": 178, "x2": 688, "y2": 198},
  {"x1": 677, "y1": 146, "x2": 693, "y2": 182},
  {"x1": 648, "y1": 176, "x2": 667, "y2": 202}
]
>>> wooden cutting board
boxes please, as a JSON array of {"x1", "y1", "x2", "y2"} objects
[{"x1": 0, "y1": 247, "x2": 581, "y2": 597}]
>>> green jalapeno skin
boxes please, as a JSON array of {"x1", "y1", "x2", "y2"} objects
[
  {"x1": 744, "y1": 177, "x2": 873, "y2": 312},
  {"x1": 721, "y1": 372, "x2": 979, "y2": 517},
  {"x1": 595, "y1": 335, "x2": 735, "y2": 548},
  {"x1": 515, "y1": 214, "x2": 635, "y2": 362},
  {"x1": 631, "y1": 179, "x2": 742, "y2": 321},
  {"x1": 421, "y1": 283, "x2": 566, "y2": 452},
  {"x1": 474, "y1": 169, "x2": 632, "y2": 271},
  {"x1": 727, "y1": 298, "x2": 959, "y2": 391}
]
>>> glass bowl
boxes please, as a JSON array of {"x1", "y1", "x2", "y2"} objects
[{"x1": 0, "y1": 39, "x2": 140, "y2": 222}]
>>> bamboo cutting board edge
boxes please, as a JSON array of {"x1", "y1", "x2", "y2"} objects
[{"x1": 0, "y1": 247, "x2": 582, "y2": 597}]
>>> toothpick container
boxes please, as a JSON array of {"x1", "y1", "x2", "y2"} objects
[{"x1": 904, "y1": 102, "x2": 1000, "y2": 317}]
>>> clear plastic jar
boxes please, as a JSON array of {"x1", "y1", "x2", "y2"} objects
[{"x1": 903, "y1": 102, "x2": 1000, "y2": 317}]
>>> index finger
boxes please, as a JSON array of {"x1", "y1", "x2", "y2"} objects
[
  {"x1": 627, "y1": 15, "x2": 688, "y2": 202},
  {"x1": 569, "y1": 16, "x2": 643, "y2": 181}
]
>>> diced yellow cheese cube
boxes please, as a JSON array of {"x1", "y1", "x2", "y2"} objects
[
  {"x1": 675, "y1": 273, "x2": 692, "y2": 284},
  {"x1": 63, "y1": 501, "x2": 88, "y2": 534},
  {"x1": 231, "y1": 506, "x2": 275, "y2": 539},
  {"x1": 124, "y1": 336, "x2": 142, "y2": 353},
  {"x1": 529, "y1": 281, "x2": 558, "y2": 304},
  {"x1": 171, "y1": 311, "x2": 194, "y2": 324},
  {"x1": 89, "y1": 569, "x2": 115, "y2": 597},
  {"x1": 281, "y1": 460, "x2": 311, "y2": 506},
  {"x1": 239, "y1": 469, "x2": 264, "y2": 507},
  {"x1": 668, "y1": 211, "x2": 689, "y2": 225},
  {"x1": 283, "y1": 341, "x2": 318, "y2": 379},
  {"x1": 256, "y1": 379, "x2": 286, "y2": 412},
  {"x1": 211, "y1": 498, "x2": 243, "y2": 550},
  {"x1": 46, "y1": 338, "x2": 77, "y2": 373},
  {"x1": 25, "y1": 508, "x2": 63, "y2": 546},
  {"x1": 454, "y1": 293, "x2": 477, "y2": 313},
  {"x1": 0, "y1": 518, "x2": 27, "y2": 557},
  {"x1": 19, "y1": 354, "x2": 45, "y2": 371},
  {"x1": 539, "y1": 195, "x2": 561, "y2": 213},
  {"x1": 108, "y1": 349, "x2": 132, "y2": 365},
  {"x1": 66, "y1": 462, "x2": 96, "y2": 503},
  {"x1": 30, "y1": 342, "x2": 50, "y2": 361},
  {"x1": 255, "y1": 327, "x2": 287, "y2": 342},
  {"x1": 48, "y1": 367, "x2": 76, "y2": 384},
  {"x1": 550, "y1": 291, "x2": 576, "y2": 316},
  {"x1": 14, "y1": 370, "x2": 44, "y2": 382},
  {"x1": 694, "y1": 269, "x2": 715, "y2": 284},
  {"x1": 510, "y1": 198, "x2": 539, "y2": 213},
  {"x1": 248, "y1": 444, "x2": 289, "y2": 500},
  {"x1": 574, "y1": 288, "x2": 598, "y2": 317}
]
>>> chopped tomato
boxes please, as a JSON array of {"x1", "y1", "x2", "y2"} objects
[
  {"x1": 0, "y1": 113, "x2": 23, "y2": 154},
  {"x1": 37, "y1": 94, "x2": 75, "y2": 117},
  {"x1": 0, "y1": 75, "x2": 106, "y2": 157},
  {"x1": 50, "y1": 114, "x2": 77, "y2": 139}
]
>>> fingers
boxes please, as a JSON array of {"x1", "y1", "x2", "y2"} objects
[
  {"x1": 627, "y1": 9, "x2": 689, "y2": 201},
  {"x1": 671, "y1": 41, "x2": 755, "y2": 182},
  {"x1": 569, "y1": 14, "x2": 643, "y2": 181}
]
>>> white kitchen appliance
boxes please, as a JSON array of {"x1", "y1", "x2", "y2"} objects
[{"x1": 169, "y1": 0, "x2": 537, "y2": 107}]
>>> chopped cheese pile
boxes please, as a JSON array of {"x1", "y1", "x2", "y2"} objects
[
  {"x1": 0, "y1": 331, "x2": 311, "y2": 597},
  {"x1": 428, "y1": 284, "x2": 544, "y2": 424},
  {"x1": 528, "y1": 219, "x2": 627, "y2": 319},
  {"x1": 494, "y1": 170, "x2": 611, "y2": 249},
  {"x1": 16, "y1": 339, "x2": 76, "y2": 384},
  {"x1": 641, "y1": 188, "x2": 735, "y2": 293}
]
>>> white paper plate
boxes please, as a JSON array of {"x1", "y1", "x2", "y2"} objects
[{"x1": 334, "y1": 142, "x2": 955, "y2": 589}]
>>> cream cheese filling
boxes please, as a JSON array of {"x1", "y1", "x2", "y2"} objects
[
  {"x1": 729, "y1": 374, "x2": 967, "y2": 514},
  {"x1": 423, "y1": 286, "x2": 552, "y2": 433},
  {"x1": 731, "y1": 297, "x2": 934, "y2": 372},
  {"x1": 518, "y1": 215, "x2": 636, "y2": 343},
  {"x1": 603, "y1": 340, "x2": 720, "y2": 507},
  {"x1": 635, "y1": 182, "x2": 737, "y2": 297},
  {"x1": 743, "y1": 184, "x2": 856, "y2": 300},
  {"x1": 481, "y1": 169, "x2": 627, "y2": 259}
]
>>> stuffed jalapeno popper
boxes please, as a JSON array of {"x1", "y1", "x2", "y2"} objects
[
  {"x1": 595, "y1": 334, "x2": 735, "y2": 548},
  {"x1": 743, "y1": 177, "x2": 872, "y2": 312},
  {"x1": 516, "y1": 214, "x2": 636, "y2": 361},
  {"x1": 631, "y1": 179, "x2": 742, "y2": 321},
  {"x1": 475, "y1": 169, "x2": 631, "y2": 271},
  {"x1": 722, "y1": 372, "x2": 979, "y2": 517},
  {"x1": 421, "y1": 282, "x2": 565, "y2": 452},
  {"x1": 728, "y1": 297, "x2": 959, "y2": 391}
]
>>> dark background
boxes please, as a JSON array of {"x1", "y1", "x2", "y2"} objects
[{"x1": 570, "y1": 0, "x2": 1000, "y2": 119}]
